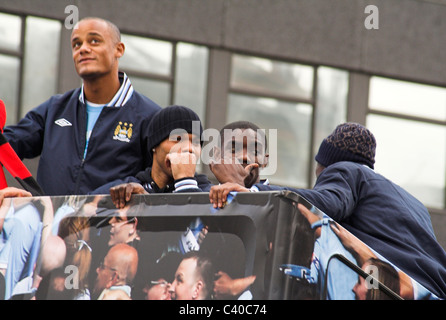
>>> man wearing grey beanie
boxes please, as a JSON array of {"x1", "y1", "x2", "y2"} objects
[{"x1": 210, "y1": 122, "x2": 446, "y2": 299}]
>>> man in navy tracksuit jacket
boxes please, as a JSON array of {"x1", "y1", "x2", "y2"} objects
[
  {"x1": 210, "y1": 123, "x2": 446, "y2": 299},
  {"x1": 3, "y1": 18, "x2": 161, "y2": 196}
]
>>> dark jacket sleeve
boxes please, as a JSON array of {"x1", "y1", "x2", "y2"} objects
[
  {"x1": 296, "y1": 165, "x2": 358, "y2": 221},
  {"x1": 89, "y1": 176, "x2": 141, "y2": 195},
  {"x1": 196, "y1": 173, "x2": 213, "y2": 192},
  {"x1": 255, "y1": 163, "x2": 358, "y2": 221},
  {"x1": 3, "y1": 97, "x2": 50, "y2": 159}
]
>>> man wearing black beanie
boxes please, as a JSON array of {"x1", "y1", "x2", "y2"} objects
[
  {"x1": 91, "y1": 105, "x2": 211, "y2": 200},
  {"x1": 209, "y1": 122, "x2": 446, "y2": 300}
]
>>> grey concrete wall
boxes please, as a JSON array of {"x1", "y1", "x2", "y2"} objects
[
  {"x1": 1, "y1": 0, "x2": 446, "y2": 250},
  {"x1": 1, "y1": 0, "x2": 446, "y2": 86}
]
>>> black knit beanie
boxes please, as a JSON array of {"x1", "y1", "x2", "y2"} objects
[
  {"x1": 315, "y1": 122, "x2": 376, "y2": 169},
  {"x1": 147, "y1": 105, "x2": 203, "y2": 154}
]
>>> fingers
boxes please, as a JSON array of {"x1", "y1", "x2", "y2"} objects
[
  {"x1": 329, "y1": 220, "x2": 340, "y2": 233},
  {"x1": 110, "y1": 183, "x2": 148, "y2": 209},
  {"x1": 168, "y1": 151, "x2": 198, "y2": 165},
  {"x1": 212, "y1": 146, "x2": 221, "y2": 161},
  {"x1": 297, "y1": 203, "x2": 311, "y2": 221},
  {"x1": 0, "y1": 187, "x2": 32, "y2": 200},
  {"x1": 198, "y1": 226, "x2": 208, "y2": 245},
  {"x1": 214, "y1": 270, "x2": 224, "y2": 280},
  {"x1": 208, "y1": 159, "x2": 215, "y2": 171},
  {"x1": 0, "y1": 188, "x2": 32, "y2": 209},
  {"x1": 110, "y1": 184, "x2": 132, "y2": 209},
  {"x1": 209, "y1": 185, "x2": 230, "y2": 209},
  {"x1": 110, "y1": 185, "x2": 124, "y2": 209},
  {"x1": 209, "y1": 183, "x2": 249, "y2": 209},
  {"x1": 169, "y1": 152, "x2": 198, "y2": 180},
  {"x1": 330, "y1": 221, "x2": 349, "y2": 244},
  {"x1": 243, "y1": 163, "x2": 259, "y2": 188},
  {"x1": 245, "y1": 163, "x2": 259, "y2": 172}
]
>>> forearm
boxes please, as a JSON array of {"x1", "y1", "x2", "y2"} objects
[{"x1": 230, "y1": 275, "x2": 256, "y2": 296}]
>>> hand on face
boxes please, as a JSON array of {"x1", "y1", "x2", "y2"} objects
[
  {"x1": 166, "y1": 151, "x2": 198, "y2": 180},
  {"x1": 209, "y1": 156, "x2": 259, "y2": 188},
  {"x1": 162, "y1": 133, "x2": 201, "y2": 180}
]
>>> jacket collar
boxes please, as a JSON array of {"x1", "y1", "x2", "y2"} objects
[
  {"x1": 136, "y1": 167, "x2": 174, "y2": 193},
  {"x1": 78, "y1": 71, "x2": 134, "y2": 107}
]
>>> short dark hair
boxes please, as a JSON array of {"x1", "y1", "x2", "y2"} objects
[
  {"x1": 219, "y1": 121, "x2": 267, "y2": 151},
  {"x1": 76, "y1": 17, "x2": 121, "y2": 44},
  {"x1": 183, "y1": 251, "x2": 215, "y2": 299}
]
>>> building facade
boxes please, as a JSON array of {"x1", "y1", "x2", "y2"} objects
[{"x1": 0, "y1": 0, "x2": 445, "y2": 248}]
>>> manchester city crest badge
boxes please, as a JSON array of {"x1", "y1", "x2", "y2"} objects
[{"x1": 113, "y1": 121, "x2": 133, "y2": 142}]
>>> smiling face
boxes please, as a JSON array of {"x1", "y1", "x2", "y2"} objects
[{"x1": 71, "y1": 18, "x2": 124, "y2": 80}]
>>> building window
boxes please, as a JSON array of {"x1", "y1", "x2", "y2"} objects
[
  {"x1": 367, "y1": 76, "x2": 446, "y2": 210},
  {"x1": 119, "y1": 34, "x2": 172, "y2": 107},
  {"x1": 119, "y1": 34, "x2": 209, "y2": 122},
  {"x1": 228, "y1": 54, "x2": 348, "y2": 188},
  {"x1": 0, "y1": 13, "x2": 61, "y2": 123},
  {"x1": 0, "y1": 12, "x2": 22, "y2": 124},
  {"x1": 21, "y1": 16, "x2": 61, "y2": 116},
  {"x1": 0, "y1": 54, "x2": 20, "y2": 123},
  {"x1": 174, "y1": 42, "x2": 208, "y2": 126}
]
